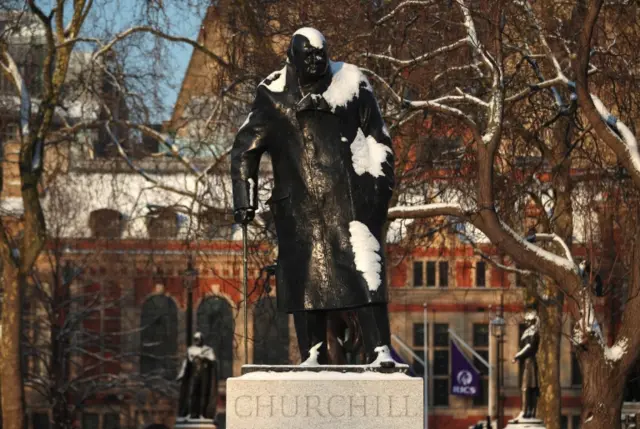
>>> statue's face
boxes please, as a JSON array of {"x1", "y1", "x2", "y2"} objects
[
  {"x1": 289, "y1": 34, "x2": 329, "y2": 84},
  {"x1": 194, "y1": 334, "x2": 203, "y2": 347}
]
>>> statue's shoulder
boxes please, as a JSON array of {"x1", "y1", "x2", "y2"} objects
[
  {"x1": 323, "y1": 61, "x2": 373, "y2": 111},
  {"x1": 259, "y1": 65, "x2": 289, "y2": 95}
]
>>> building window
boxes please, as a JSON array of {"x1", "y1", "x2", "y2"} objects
[
  {"x1": 413, "y1": 261, "x2": 424, "y2": 287},
  {"x1": 412, "y1": 323, "x2": 425, "y2": 376},
  {"x1": 476, "y1": 261, "x2": 486, "y2": 287},
  {"x1": 426, "y1": 262, "x2": 436, "y2": 287},
  {"x1": 413, "y1": 323, "x2": 425, "y2": 347},
  {"x1": 434, "y1": 323, "x2": 449, "y2": 347},
  {"x1": 571, "y1": 350, "x2": 582, "y2": 386},
  {"x1": 253, "y1": 297, "x2": 289, "y2": 364},
  {"x1": 433, "y1": 323, "x2": 450, "y2": 406},
  {"x1": 413, "y1": 260, "x2": 451, "y2": 288},
  {"x1": 412, "y1": 349, "x2": 425, "y2": 376},
  {"x1": 140, "y1": 295, "x2": 178, "y2": 379},
  {"x1": 197, "y1": 296, "x2": 235, "y2": 379},
  {"x1": 439, "y1": 262, "x2": 449, "y2": 287},
  {"x1": 88, "y1": 209, "x2": 125, "y2": 238},
  {"x1": 83, "y1": 282, "x2": 122, "y2": 376},
  {"x1": 473, "y1": 323, "x2": 490, "y2": 406},
  {"x1": 146, "y1": 206, "x2": 179, "y2": 238},
  {"x1": 32, "y1": 413, "x2": 50, "y2": 429},
  {"x1": 561, "y1": 415, "x2": 568, "y2": 429},
  {"x1": 104, "y1": 413, "x2": 121, "y2": 429},
  {"x1": 81, "y1": 413, "x2": 99, "y2": 429},
  {"x1": 572, "y1": 415, "x2": 581, "y2": 429}
]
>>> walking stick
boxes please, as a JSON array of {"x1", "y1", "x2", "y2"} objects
[{"x1": 242, "y1": 222, "x2": 249, "y2": 365}]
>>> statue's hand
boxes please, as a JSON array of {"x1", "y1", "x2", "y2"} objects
[{"x1": 234, "y1": 208, "x2": 255, "y2": 225}]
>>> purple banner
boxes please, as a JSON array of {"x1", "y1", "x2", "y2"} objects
[{"x1": 450, "y1": 339, "x2": 481, "y2": 397}]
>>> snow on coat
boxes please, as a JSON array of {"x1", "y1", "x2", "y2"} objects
[{"x1": 231, "y1": 61, "x2": 394, "y2": 312}]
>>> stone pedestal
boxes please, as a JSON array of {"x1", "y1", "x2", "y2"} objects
[
  {"x1": 226, "y1": 365, "x2": 423, "y2": 429},
  {"x1": 504, "y1": 417, "x2": 546, "y2": 428}
]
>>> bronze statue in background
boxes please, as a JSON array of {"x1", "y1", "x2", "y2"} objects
[
  {"x1": 512, "y1": 311, "x2": 540, "y2": 419},
  {"x1": 177, "y1": 332, "x2": 218, "y2": 422}
]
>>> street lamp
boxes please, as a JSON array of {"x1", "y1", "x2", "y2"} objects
[
  {"x1": 184, "y1": 257, "x2": 199, "y2": 347},
  {"x1": 490, "y1": 311, "x2": 506, "y2": 429}
]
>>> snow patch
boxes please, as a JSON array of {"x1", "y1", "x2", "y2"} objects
[
  {"x1": 300, "y1": 342, "x2": 323, "y2": 366},
  {"x1": 604, "y1": 337, "x2": 629, "y2": 365},
  {"x1": 500, "y1": 221, "x2": 577, "y2": 273},
  {"x1": 388, "y1": 203, "x2": 462, "y2": 215},
  {"x1": 240, "y1": 371, "x2": 412, "y2": 380},
  {"x1": 293, "y1": 27, "x2": 326, "y2": 49},
  {"x1": 341, "y1": 136, "x2": 348, "y2": 142},
  {"x1": 323, "y1": 61, "x2": 369, "y2": 111},
  {"x1": 239, "y1": 112, "x2": 252, "y2": 130},
  {"x1": 260, "y1": 66, "x2": 287, "y2": 93},
  {"x1": 350, "y1": 128, "x2": 392, "y2": 178},
  {"x1": 248, "y1": 178, "x2": 255, "y2": 207},
  {"x1": 592, "y1": 95, "x2": 640, "y2": 176},
  {"x1": 349, "y1": 221, "x2": 382, "y2": 291},
  {"x1": 369, "y1": 345, "x2": 397, "y2": 367}
]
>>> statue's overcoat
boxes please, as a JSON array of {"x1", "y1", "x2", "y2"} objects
[{"x1": 231, "y1": 61, "x2": 394, "y2": 312}]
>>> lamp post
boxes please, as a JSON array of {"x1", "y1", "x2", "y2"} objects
[
  {"x1": 184, "y1": 257, "x2": 199, "y2": 347},
  {"x1": 490, "y1": 309, "x2": 506, "y2": 429}
]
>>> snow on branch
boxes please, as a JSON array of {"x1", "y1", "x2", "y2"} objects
[
  {"x1": 590, "y1": 95, "x2": 640, "y2": 175},
  {"x1": 456, "y1": 0, "x2": 495, "y2": 72},
  {"x1": 473, "y1": 248, "x2": 533, "y2": 276},
  {"x1": 374, "y1": 0, "x2": 435, "y2": 26},
  {"x1": 500, "y1": 221, "x2": 578, "y2": 274},
  {"x1": 514, "y1": 0, "x2": 568, "y2": 82},
  {"x1": 533, "y1": 233, "x2": 575, "y2": 265},
  {"x1": 362, "y1": 38, "x2": 469, "y2": 67},
  {"x1": 387, "y1": 203, "x2": 466, "y2": 219},
  {"x1": 0, "y1": 48, "x2": 31, "y2": 139}
]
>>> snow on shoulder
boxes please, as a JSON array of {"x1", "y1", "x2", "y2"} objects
[
  {"x1": 293, "y1": 27, "x2": 326, "y2": 49},
  {"x1": 323, "y1": 61, "x2": 371, "y2": 112},
  {"x1": 259, "y1": 65, "x2": 287, "y2": 93},
  {"x1": 349, "y1": 221, "x2": 382, "y2": 291}
]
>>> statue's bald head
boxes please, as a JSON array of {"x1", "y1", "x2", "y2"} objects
[{"x1": 287, "y1": 27, "x2": 329, "y2": 85}]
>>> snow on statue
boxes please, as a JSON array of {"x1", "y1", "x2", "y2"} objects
[{"x1": 231, "y1": 27, "x2": 396, "y2": 366}]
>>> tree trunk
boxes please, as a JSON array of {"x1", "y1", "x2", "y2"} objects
[
  {"x1": 580, "y1": 346, "x2": 625, "y2": 429},
  {"x1": 0, "y1": 262, "x2": 25, "y2": 429},
  {"x1": 537, "y1": 291, "x2": 563, "y2": 429}
]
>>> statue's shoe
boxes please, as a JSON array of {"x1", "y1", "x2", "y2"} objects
[{"x1": 369, "y1": 345, "x2": 397, "y2": 368}]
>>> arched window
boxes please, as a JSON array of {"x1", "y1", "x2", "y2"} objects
[
  {"x1": 253, "y1": 297, "x2": 289, "y2": 364},
  {"x1": 140, "y1": 295, "x2": 177, "y2": 379},
  {"x1": 197, "y1": 296, "x2": 234, "y2": 379},
  {"x1": 146, "y1": 206, "x2": 180, "y2": 239},
  {"x1": 89, "y1": 209, "x2": 125, "y2": 238}
]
